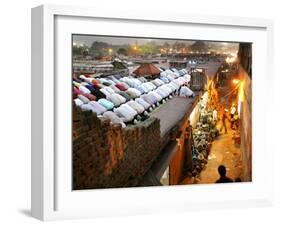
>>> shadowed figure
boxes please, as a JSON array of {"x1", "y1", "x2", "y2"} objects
[
  {"x1": 220, "y1": 111, "x2": 228, "y2": 134},
  {"x1": 216, "y1": 165, "x2": 233, "y2": 183}
]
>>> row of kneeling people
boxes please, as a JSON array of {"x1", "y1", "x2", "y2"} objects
[{"x1": 73, "y1": 71, "x2": 192, "y2": 127}]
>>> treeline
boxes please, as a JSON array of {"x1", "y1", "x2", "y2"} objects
[{"x1": 73, "y1": 40, "x2": 209, "y2": 59}]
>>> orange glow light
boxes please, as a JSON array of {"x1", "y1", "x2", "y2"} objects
[
  {"x1": 232, "y1": 79, "x2": 240, "y2": 85},
  {"x1": 238, "y1": 81, "x2": 244, "y2": 102}
]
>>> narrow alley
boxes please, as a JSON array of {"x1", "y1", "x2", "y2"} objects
[
  {"x1": 182, "y1": 117, "x2": 243, "y2": 184},
  {"x1": 197, "y1": 120, "x2": 242, "y2": 184}
]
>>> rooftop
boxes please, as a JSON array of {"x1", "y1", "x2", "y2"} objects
[{"x1": 150, "y1": 94, "x2": 200, "y2": 138}]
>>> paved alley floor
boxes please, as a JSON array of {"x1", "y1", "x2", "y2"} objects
[{"x1": 182, "y1": 122, "x2": 243, "y2": 185}]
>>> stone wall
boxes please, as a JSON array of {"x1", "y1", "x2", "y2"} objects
[{"x1": 72, "y1": 106, "x2": 161, "y2": 190}]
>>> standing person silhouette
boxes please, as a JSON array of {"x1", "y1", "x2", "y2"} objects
[
  {"x1": 230, "y1": 104, "x2": 237, "y2": 129},
  {"x1": 213, "y1": 107, "x2": 218, "y2": 124},
  {"x1": 216, "y1": 165, "x2": 233, "y2": 183},
  {"x1": 220, "y1": 110, "x2": 228, "y2": 134}
]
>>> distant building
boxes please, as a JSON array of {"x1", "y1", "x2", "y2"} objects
[
  {"x1": 189, "y1": 40, "x2": 209, "y2": 53},
  {"x1": 168, "y1": 59, "x2": 188, "y2": 69}
]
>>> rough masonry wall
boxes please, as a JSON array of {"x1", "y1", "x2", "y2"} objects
[
  {"x1": 238, "y1": 67, "x2": 252, "y2": 181},
  {"x1": 72, "y1": 106, "x2": 161, "y2": 190}
]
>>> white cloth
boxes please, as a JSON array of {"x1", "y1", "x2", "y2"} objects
[
  {"x1": 213, "y1": 110, "x2": 218, "y2": 121},
  {"x1": 160, "y1": 71, "x2": 168, "y2": 77},
  {"x1": 98, "y1": 78, "x2": 108, "y2": 84},
  {"x1": 166, "y1": 74, "x2": 175, "y2": 81},
  {"x1": 73, "y1": 81, "x2": 80, "y2": 88},
  {"x1": 110, "y1": 76, "x2": 120, "y2": 83},
  {"x1": 110, "y1": 84, "x2": 121, "y2": 92},
  {"x1": 152, "y1": 78, "x2": 164, "y2": 87},
  {"x1": 79, "y1": 85, "x2": 91, "y2": 94},
  {"x1": 114, "y1": 104, "x2": 137, "y2": 122},
  {"x1": 142, "y1": 82, "x2": 156, "y2": 91},
  {"x1": 155, "y1": 88, "x2": 167, "y2": 98},
  {"x1": 100, "y1": 88, "x2": 111, "y2": 97},
  {"x1": 121, "y1": 104, "x2": 138, "y2": 116},
  {"x1": 88, "y1": 101, "x2": 107, "y2": 115},
  {"x1": 150, "y1": 91, "x2": 162, "y2": 102},
  {"x1": 106, "y1": 93, "x2": 126, "y2": 106},
  {"x1": 183, "y1": 74, "x2": 191, "y2": 82},
  {"x1": 135, "y1": 98, "x2": 151, "y2": 109},
  {"x1": 103, "y1": 111, "x2": 126, "y2": 128},
  {"x1": 105, "y1": 86, "x2": 116, "y2": 94},
  {"x1": 81, "y1": 104, "x2": 94, "y2": 112},
  {"x1": 179, "y1": 86, "x2": 194, "y2": 97},
  {"x1": 176, "y1": 77, "x2": 187, "y2": 85},
  {"x1": 230, "y1": 106, "x2": 236, "y2": 115},
  {"x1": 141, "y1": 93, "x2": 158, "y2": 105},
  {"x1": 138, "y1": 84, "x2": 149, "y2": 93},
  {"x1": 106, "y1": 79, "x2": 116, "y2": 85},
  {"x1": 115, "y1": 93, "x2": 126, "y2": 104},
  {"x1": 126, "y1": 100, "x2": 145, "y2": 114},
  {"x1": 126, "y1": 88, "x2": 142, "y2": 98},
  {"x1": 171, "y1": 80, "x2": 181, "y2": 89},
  {"x1": 77, "y1": 94, "x2": 90, "y2": 104},
  {"x1": 79, "y1": 75, "x2": 93, "y2": 83},
  {"x1": 167, "y1": 83, "x2": 177, "y2": 92},
  {"x1": 159, "y1": 85, "x2": 173, "y2": 96},
  {"x1": 74, "y1": 98, "x2": 84, "y2": 106},
  {"x1": 171, "y1": 68, "x2": 180, "y2": 77},
  {"x1": 121, "y1": 77, "x2": 141, "y2": 88},
  {"x1": 120, "y1": 77, "x2": 135, "y2": 87},
  {"x1": 132, "y1": 78, "x2": 142, "y2": 86}
]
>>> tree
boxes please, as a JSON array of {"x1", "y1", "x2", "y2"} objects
[
  {"x1": 82, "y1": 49, "x2": 89, "y2": 57},
  {"x1": 163, "y1": 42, "x2": 170, "y2": 49},
  {"x1": 89, "y1": 41, "x2": 109, "y2": 58},
  {"x1": 72, "y1": 44, "x2": 89, "y2": 56},
  {"x1": 189, "y1": 41, "x2": 209, "y2": 52},
  {"x1": 117, "y1": 47, "x2": 128, "y2": 56},
  {"x1": 140, "y1": 42, "x2": 157, "y2": 56}
]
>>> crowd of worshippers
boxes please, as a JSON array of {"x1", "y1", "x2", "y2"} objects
[{"x1": 73, "y1": 68, "x2": 194, "y2": 127}]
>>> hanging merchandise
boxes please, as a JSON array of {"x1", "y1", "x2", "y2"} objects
[{"x1": 187, "y1": 93, "x2": 219, "y2": 178}]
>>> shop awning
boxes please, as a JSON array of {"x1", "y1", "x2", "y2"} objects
[{"x1": 133, "y1": 63, "x2": 161, "y2": 77}]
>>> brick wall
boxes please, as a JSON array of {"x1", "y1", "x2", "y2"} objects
[{"x1": 72, "y1": 106, "x2": 161, "y2": 190}]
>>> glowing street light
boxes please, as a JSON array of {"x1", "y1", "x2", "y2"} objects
[
  {"x1": 226, "y1": 56, "x2": 237, "y2": 64},
  {"x1": 232, "y1": 79, "x2": 240, "y2": 85},
  {"x1": 231, "y1": 79, "x2": 244, "y2": 116},
  {"x1": 108, "y1": 48, "x2": 113, "y2": 55},
  {"x1": 238, "y1": 81, "x2": 244, "y2": 102}
]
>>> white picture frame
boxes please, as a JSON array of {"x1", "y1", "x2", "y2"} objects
[{"x1": 31, "y1": 4, "x2": 274, "y2": 221}]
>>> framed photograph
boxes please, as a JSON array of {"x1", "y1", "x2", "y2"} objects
[{"x1": 31, "y1": 4, "x2": 274, "y2": 221}]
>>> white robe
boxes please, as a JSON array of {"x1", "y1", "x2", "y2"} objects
[{"x1": 179, "y1": 86, "x2": 194, "y2": 97}]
